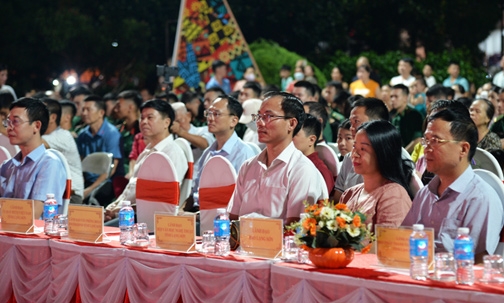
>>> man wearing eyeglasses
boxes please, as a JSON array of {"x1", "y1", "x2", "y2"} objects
[
  {"x1": 185, "y1": 95, "x2": 255, "y2": 212},
  {"x1": 0, "y1": 98, "x2": 66, "y2": 210},
  {"x1": 403, "y1": 105, "x2": 503, "y2": 259},
  {"x1": 228, "y1": 92, "x2": 328, "y2": 225}
]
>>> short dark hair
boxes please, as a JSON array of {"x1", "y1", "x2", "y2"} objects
[
  {"x1": 448, "y1": 60, "x2": 460, "y2": 67},
  {"x1": 400, "y1": 57, "x2": 414, "y2": 67},
  {"x1": 301, "y1": 114, "x2": 322, "y2": 147},
  {"x1": 294, "y1": 81, "x2": 315, "y2": 97},
  {"x1": 351, "y1": 97, "x2": 389, "y2": 121},
  {"x1": 181, "y1": 91, "x2": 201, "y2": 104},
  {"x1": 140, "y1": 99, "x2": 175, "y2": 129},
  {"x1": 212, "y1": 60, "x2": 226, "y2": 71},
  {"x1": 166, "y1": 92, "x2": 178, "y2": 103},
  {"x1": 103, "y1": 92, "x2": 118, "y2": 102},
  {"x1": 261, "y1": 84, "x2": 280, "y2": 96},
  {"x1": 242, "y1": 81, "x2": 261, "y2": 98},
  {"x1": 263, "y1": 91, "x2": 305, "y2": 136},
  {"x1": 0, "y1": 63, "x2": 7, "y2": 72},
  {"x1": 69, "y1": 86, "x2": 91, "y2": 99},
  {"x1": 206, "y1": 86, "x2": 226, "y2": 96},
  {"x1": 280, "y1": 64, "x2": 291, "y2": 71},
  {"x1": 0, "y1": 91, "x2": 14, "y2": 109},
  {"x1": 426, "y1": 84, "x2": 448, "y2": 99},
  {"x1": 428, "y1": 104, "x2": 477, "y2": 161},
  {"x1": 392, "y1": 84, "x2": 409, "y2": 96},
  {"x1": 303, "y1": 101, "x2": 328, "y2": 128},
  {"x1": 42, "y1": 98, "x2": 62, "y2": 126},
  {"x1": 59, "y1": 100, "x2": 77, "y2": 118},
  {"x1": 430, "y1": 99, "x2": 457, "y2": 114},
  {"x1": 339, "y1": 119, "x2": 351, "y2": 130},
  {"x1": 326, "y1": 81, "x2": 344, "y2": 92},
  {"x1": 456, "y1": 97, "x2": 473, "y2": 109},
  {"x1": 10, "y1": 97, "x2": 49, "y2": 135},
  {"x1": 357, "y1": 65, "x2": 371, "y2": 73},
  {"x1": 84, "y1": 95, "x2": 106, "y2": 112},
  {"x1": 453, "y1": 83, "x2": 465, "y2": 94},
  {"x1": 118, "y1": 90, "x2": 142, "y2": 109},
  {"x1": 216, "y1": 94, "x2": 243, "y2": 120},
  {"x1": 357, "y1": 120, "x2": 413, "y2": 199}
]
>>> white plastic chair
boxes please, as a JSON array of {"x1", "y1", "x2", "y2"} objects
[
  {"x1": 81, "y1": 152, "x2": 113, "y2": 206},
  {"x1": 473, "y1": 168, "x2": 504, "y2": 255},
  {"x1": 0, "y1": 145, "x2": 11, "y2": 164},
  {"x1": 245, "y1": 142, "x2": 261, "y2": 155},
  {"x1": 136, "y1": 152, "x2": 180, "y2": 232},
  {"x1": 174, "y1": 138, "x2": 193, "y2": 206},
  {"x1": 471, "y1": 148, "x2": 504, "y2": 180},
  {"x1": 199, "y1": 155, "x2": 237, "y2": 234},
  {"x1": 315, "y1": 143, "x2": 340, "y2": 180},
  {"x1": 47, "y1": 149, "x2": 71, "y2": 216},
  {"x1": 326, "y1": 142, "x2": 340, "y2": 155}
]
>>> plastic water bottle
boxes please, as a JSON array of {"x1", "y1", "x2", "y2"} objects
[
  {"x1": 409, "y1": 224, "x2": 428, "y2": 280},
  {"x1": 43, "y1": 193, "x2": 58, "y2": 235},
  {"x1": 454, "y1": 227, "x2": 474, "y2": 285},
  {"x1": 214, "y1": 208, "x2": 230, "y2": 256},
  {"x1": 119, "y1": 201, "x2": 135, "y2": 245}
]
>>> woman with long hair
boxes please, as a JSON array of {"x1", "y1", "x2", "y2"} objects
[{"x1": 340, "y1": 120, "x2": 413, "y2": 229}]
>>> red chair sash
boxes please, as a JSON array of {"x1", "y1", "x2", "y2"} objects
[
  {"x1": 64, "y1": 180, "x2": 72, "y2": 199},
  {"x1": 184, "y1": 162, "x2": 194, "y2": 180},
  {"x1": 199, "y1": 184, "x2": 236, "y2": 210},
  {"x1": 136, "y1": 179, "x2": 179, "y2": 205}
]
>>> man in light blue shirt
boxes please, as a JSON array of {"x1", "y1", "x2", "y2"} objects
[
  {"x1": 402, "y1": 104, "x2": 503, "y2": 261},
  {"x1": 188, "y1": 95, "x2": 255, "y2": 211},
  {"x1": 205, "y1": 60, "x2": 231, "y2": 94},
  {"x1": 0, "y1": 98, "x2": 66, "y2": 208},
  {"x1": 442, "y1": 61, "x2": 469, "y2": 92}
]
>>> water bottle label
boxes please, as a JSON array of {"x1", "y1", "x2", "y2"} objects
[
  {"x1": 454, "y1": 241, "x2": 474, "y2": 260},
  {"x1": 214, "y1": 219, "x2": 230, "y2": 237},
  {"x1": 43, "y1": 204, "x2": 58, "y2": 220},
  {"x1": 119, "y1": 212, "x2": 134, "y2": 227},
  {"x1": 410, "y1": 238, "x2": 428, "y2": 257}
]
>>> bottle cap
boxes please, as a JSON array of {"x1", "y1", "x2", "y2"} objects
[
  {"x1": 216, "y1": 208, "x2": 226, "y2": 214},
  {"x1": 412, "y1": 224, "x2": 424, "y2": 231},
  {"x1": 46, "y1": 193, "x2": 55, "y2": 199},
  {"x1": 122, "y1": 200, "x2": 131, "y2": 206},
  {"x1": 457, "y1": 227, "x2": 469, "y2": 235}
]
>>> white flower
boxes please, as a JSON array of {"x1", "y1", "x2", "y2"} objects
[
  {"x1": 320, "y1": 207, "x2": 334, "y2": 220},
  {"x1": 318, "y1": 220, "x2": 325, "y2": 228},
  {"x1": 339, "y1": 213, "x2": 353, "y2": 223},
  {"x1": 346, "y1": 225, "x2": 361, "y2": 237},
  {"x1": 326, "y1": 220, "x2": 336, "y2": 231}
]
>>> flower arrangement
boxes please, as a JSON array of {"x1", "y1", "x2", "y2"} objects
[{"x1": 290, "y1": 200, "x2": 374, "y2": 253}]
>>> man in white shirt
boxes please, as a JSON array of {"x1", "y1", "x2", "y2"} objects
[
  {"x1": 228, "y1": 92, "x2": 328, "y2": 225},
  {"x1": 390, "y1": 58, "x2": 416, "y2": 87},
  {"x1": 42, "y1": 98, "x2": 84, "y2": 204},
  {"x1": 105, "y1": 99, "x2": 188, "y2": 222}
]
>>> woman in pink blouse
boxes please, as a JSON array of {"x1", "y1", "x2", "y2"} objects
[{"x1": 340, "y1": 120, "x2": 413, "y2": 229}]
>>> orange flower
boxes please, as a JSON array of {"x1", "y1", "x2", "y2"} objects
[
  {"x1": 306, "y1": 204, "x2": 318, "y2": 213},
  {"x1": 303, "y1": 218, "x2": 317, "y2": 236},
  {"x1": 313, "y1": 207, "x2": 322, "y2": 216},
  {"x1": 361, "y1": 243, "x2": 372, "y2": 254},
  {"x1": 335, "y1": 203, "x2": 348, "y2": 211},
  {"x1": 353, "y1": 215, "x2": 361, "y2": 228},
  {"x1": 336, "y1": 216, "x2": 347, "y2": 228}
]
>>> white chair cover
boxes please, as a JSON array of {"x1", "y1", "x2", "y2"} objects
[
  {"x1": 81, "y1": 152, "x2": 113, "y2": 206},
  {"x1": 315, "y1": 143, "x2": 339, "y2": 180},
  {"x1": 473, "y1": 168, "x2": 504, "y2": 255},
  {"x1": 174, "y1": 138, "x2": 193, "y2": 206},
  {"x1": 0, "y1": 145, "x2": 11, "y2": 164},
  {"x1": 471, "y1": 148, "x2": 504, "y2": 180},
  {"x1": 47, "y1": 149, "x2": 71, "y2": 216},
  {"x1": 136, "y1": 152, "x2": 179, "y2": 232},
  {"x1": 199, "y1": 155, "x2": 237, "y2": 233}
]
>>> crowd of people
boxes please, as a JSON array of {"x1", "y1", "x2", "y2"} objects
[{"x1": 1, "y1": 54, "x2": 504, "y2": 260}]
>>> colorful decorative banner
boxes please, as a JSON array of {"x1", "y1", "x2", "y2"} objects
[{"x1": 172, "y1": 0, "x2": 262, "y2": 93}]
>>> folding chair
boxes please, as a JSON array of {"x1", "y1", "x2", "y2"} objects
[
  {"x1": 199, "y1": 155, "x2": 237, "y2": 234},
  {"x1": 136, "y1": 152, "x2": 180, "y2": 232},
  {"x1": 81, "y1": 152, "x2": 113, "y2": 206}
]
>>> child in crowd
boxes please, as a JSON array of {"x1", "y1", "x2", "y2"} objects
[{"x1": 336, "y1": 119, "x2": 353, "y2": 162}]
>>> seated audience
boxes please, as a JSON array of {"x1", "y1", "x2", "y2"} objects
[
  {"x1": 469, "y1": 98, "x2": 501, "y2": 151},
  {"x1": 0, "y1": 91, "x2": 18, "y2": 157},
  {"x1": 337, "y1": 119, "x2": 353, "y2": 162},
  {"x1": 228, "y1": 92, "x2": 328, "y2": 225},
  {"x1": 341, "y1": 120, "x2": 413, "y2": 230},
  {"x1": 239, "y1": 98, "x2": 263, "y2": 148},
  {"x1": 105, "y1": 100, "x2": 187, "y2": 222},
  {"x1": 403, "y1": 105, "x2": 503, "y2": 258},
  {"x1": 293, "y1": 114, "x2": 334, "y2": 195},
  {"x1": 42, "y1": 98, "x2": 84, "y2": 204},
  {"x1": 238, "y1": 81, "x2": 261, "y2": 104},
  {"x1": 0, "y1": 98, "x2": 66, "y2": 207},
  {"x1": 349, "y1": 65, "x2": 381, "y2": 98},
  {"x1": 303, "y1": 101, "x2": 331, "y2": 143}
]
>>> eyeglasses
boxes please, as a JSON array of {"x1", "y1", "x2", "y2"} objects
[
  {"x1": 251, "y1": 113, "x2": 293, "y2": 124},
  {"x1": 203, "y1": 110, "x2": 234, "y2": 119},
  {"x1": 3, "y1": 118, "x2": 30, "y2": 128},
  {"x1": 421, "y1": 137, "x2": 460, "y2": 148}
]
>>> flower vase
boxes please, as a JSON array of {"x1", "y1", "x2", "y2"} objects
[{"x1": 308, "y1": 247, "x2": 354, "y2": 269}]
